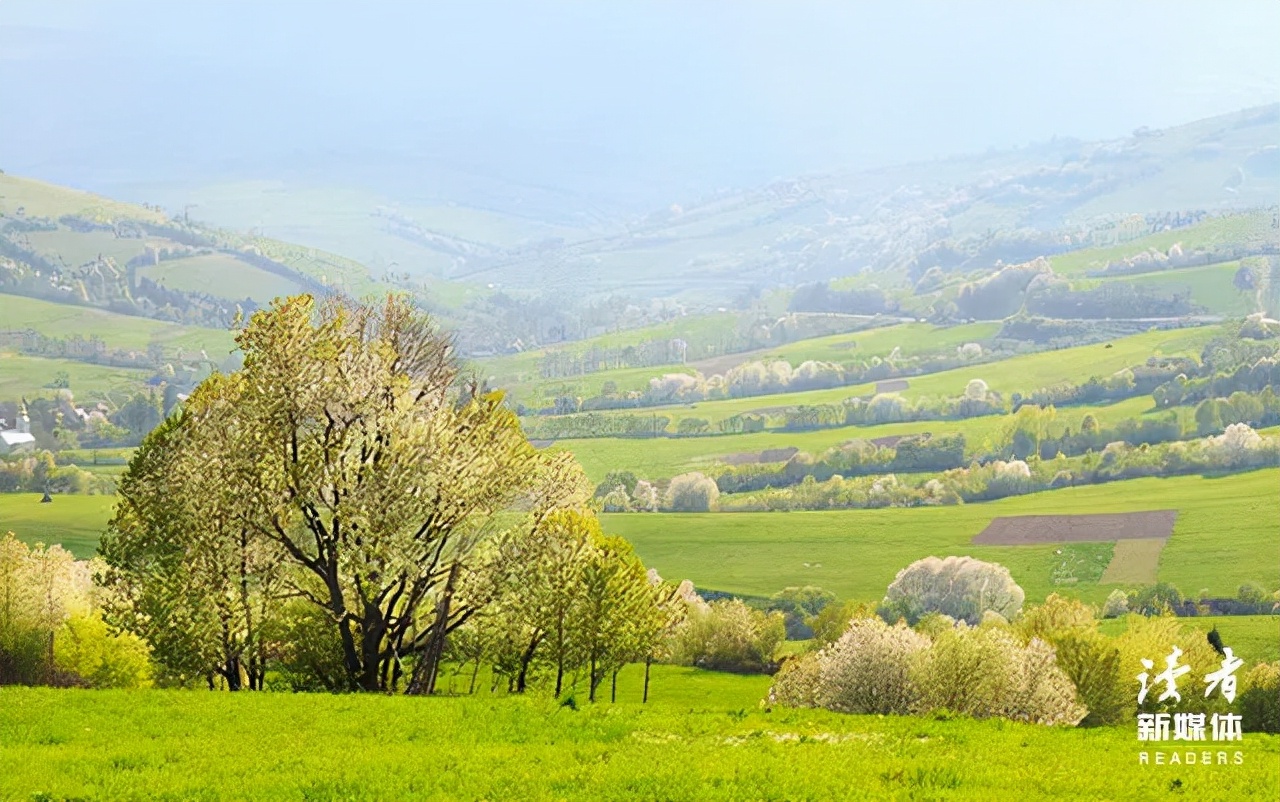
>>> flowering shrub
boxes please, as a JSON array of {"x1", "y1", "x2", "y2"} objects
[
  {"x1": 879, "y1": 556, "x2": 1025, "y2": 626},
  {"x1": 664, "y1": 472, "x2": 720, "y2": 512},
  {"x1": 815, "y1": 618, "x2": 930, "y2": 714},
  {"x1": 912, "y1": 625, "x2": 1085, "y2": 725},
  {"x1": 669, "y1": 599, "x2": 784, "y2": 673}
]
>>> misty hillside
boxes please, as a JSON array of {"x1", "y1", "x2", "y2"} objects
[{"x1": 100, "y1": 105, "x2": 1278, "y2": 309}]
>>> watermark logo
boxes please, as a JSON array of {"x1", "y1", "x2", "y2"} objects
[{"x1": 1136, "y1": 645, "x2": 1246, "y2": 766}]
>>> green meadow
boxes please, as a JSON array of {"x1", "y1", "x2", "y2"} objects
[
  {"x1": 0, "y1": 492, "x2": 117, "y2": 558},
  {"x1": 3, "y1": 678, "x2": 1277, "y2": 802},
  {"x1": 0, "y1": 352, "x2": 153, "y2": 401},
  {"x1": 1089, "y1": 261, "x2": 1258, "y2": 317},
  {"x1": 552, "y1": 325, "x2": 1220, "y2": 432},
  {"x1": 557, "y1": 395, "x2": 1182, "y2": 482},
  {"x1": 604, "y1": 469, "x2": 1280, "y2": 605},
  {"x1": 135, "y1": 253, "x2": 307, "y2": 304},
  {"x1": 0, "y1": 293, "x2": 236, "y2": 356},
  {"x1": 1047, "y1": 211, "x2": 1275, "y2": 277}
]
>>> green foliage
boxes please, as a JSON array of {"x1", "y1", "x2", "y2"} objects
[
  {"x1": 53, "y1": 612, "x2": 151, "y2": 689},
  {"x1": 670, "y1": 599, "x2": 785, "y2": 674},
  {"x1": 1240, "y1": 661, "x2": 1280, "y2": 734}
]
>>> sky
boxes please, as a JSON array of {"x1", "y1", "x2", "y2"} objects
[{"x1": 1, "y1": 0, "x2": 1277, "y2": 210}]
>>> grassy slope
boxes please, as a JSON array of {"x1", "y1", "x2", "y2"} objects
[
  {"x1": 0, "y1": 293, "x2": 236, "y2": 356},
  {"x1": 0, "y1": 492, "x2": 116, "y2": 558},
  {"x1": 0, "y1": 353, "x2": 153, "y2": 402},
  {"x1": 545, "y1": 325, "x2": 1219, "y2": 433},
  {"x1": 1048, "y1": 211, "x2": 1277, "y2": 277},
  {"x1": 558, "y1": 395, "x2": 1183, "y2": 482},
  {"x1": 603, "y1": 469, "x2": 1280, "y2": 605},
  {"x1": 2, "y1": 679, "x2": 1276, "y2": 802},
  {"x1": 1090, "y1": 262, "x2": 1258, "y2": 317},
  {"x1": 135, "y1": 253, "x2": 306, "y2": 304},
  {"x1": 482, "y1": 321, "x2": 1003, "y2": 409},
  {"x1": 0, "y1": 174, "x2": 167, "y2": 223}
]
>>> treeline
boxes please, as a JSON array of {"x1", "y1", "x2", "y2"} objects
[{"x1": 0, "y1": 452, "x2": 113, "y2": 495}]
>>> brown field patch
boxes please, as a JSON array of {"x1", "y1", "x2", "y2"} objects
[
  {"x1": 1100, "y1": 538, "x2": 1168, "y2": 585},
  {"x1": 972, "y1": 510, "x2": 1178, "y2": 545},
  {"x1": 875, "y1": 379, "x2": 910, "y2": 394},
  {"x1": 720, "y1": 447, "x2": 799, "y2": 466}
]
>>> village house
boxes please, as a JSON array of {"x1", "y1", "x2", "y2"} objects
[{"x1": 0, "y1": 403, "x2": 37, "y2": 455}]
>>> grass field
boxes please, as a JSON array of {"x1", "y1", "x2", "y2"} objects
[
  {"x1": 1048, "y1": 211, "x2": 1277, "y2": 277},
  {"x1": 135, "y1": 253, "x2": 306, "y2": 304},
  {"x1": 0, "y1": 492, "x2": 116, "y2": 558},
  {"x1": 0, "y1": 173, "x2": 167, "y2": 223},
  {"x1": 546, "y1": 325, "x2": 1220, "y2": 433},
  {"x1": 484, "y1": 321, "x2": 1003, "y2": 409},
  {"x1": 0, "y1": 292, "x2": 236, "y2": 356},
  {"x1": 1090, "y1": 262, "x2": 1258, "y2": 317},
  {"x1": 2, "y1": 678, "x2": 1276, "y2": 801},
  {"x1": 556, "y1": 395, "x2": 1183, "y2": 482},
  {"x1": 0, "y1": 352, "x2": 153, "y2": 402},
  {"x1": 604, "y1": 469, "x2": 1280, "y2": 606}
]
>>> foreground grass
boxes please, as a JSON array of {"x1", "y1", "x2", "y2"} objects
[
  {"x1": 3, "y1": 677, "x2": 1277, "y2": 801},
  {"x1": 605, "y1": 469, "x2": 1280, "y2": 605}
]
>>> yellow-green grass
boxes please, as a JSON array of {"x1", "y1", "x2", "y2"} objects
[
  {"x1": 3, "y1": 682, "x2": 1277, "y2": 802},
  {"x1": 23, "y1": 228, "x2": 151, "y2": 268},
  {"x1": 556, "y1": 396, "x2": 1184, "y2": 482},
  {"x1": 603, "y1": 469, "x2": 1280, "y2": 606},
  {"x1": 0, "y1": 173, "x2": 165, "y2": 223},
  {"x1": 0, "y1": 352, "x2": 152, "y2": 401},
  {"x1": 484, "y1": 322, "x2": 1002, "y2": 409},
  {"x1": 726, "y1": 321, "x2": 1002, "y2": 367},
  {"x1": 0, "y1": 293, "x2": 236, "y2": 356},
  {"x1": 1099, "y1": 539, "x2": 1167, "y2": 585},
  {"x1": 0, "y1": 492, "x2": 115, "y2": 558},
  {"x1": 554, "y1": 324, "x2": 1220, "y2": 430},
  {"x1": 135, "y1": 253, "x2": 306, "y2": 304},
  {"x1": 1099, "y1": 615, "x2": 1280, "y2": 666},
  {"x1": 1087, "y1": 261, "x2": 1258, "y2": 317},
  {"x1": 1049, "y1": 211, "x2": 1277, "y2": 277}
]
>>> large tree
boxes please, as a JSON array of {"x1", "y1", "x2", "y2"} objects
[{"x1": 103, "y1": 294, "x2": 587, "y2": 693}]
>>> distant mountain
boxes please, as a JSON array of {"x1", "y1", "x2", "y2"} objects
[{"x1": 91, "y1": 106, "x2": 1278, "y2": 305}]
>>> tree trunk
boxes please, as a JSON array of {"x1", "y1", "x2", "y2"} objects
[
  {"x1": 469, "y1": 659, "x2": 480, "y2": 695},
  {"x1": 643, "y1": 657, "x2": 651, "y2": 704},
  {"x1": 407, "y1": 563, "x2": 460, "y2": 695},
  {"x1": 224, "y1": 657, "x2": 242, "y2": 691},
  {"x1": 555, "y1": 657, "x2": 564, "y2": 697},
  {"x1": 589, "y1": 654, "x2": 597, "y2": 702},
  {"x1": 611, "y1": 669, "x2": 618, "y2": 703},
  {"x1": 515, "y1": 633, "x2": 541, "y2": 693}
]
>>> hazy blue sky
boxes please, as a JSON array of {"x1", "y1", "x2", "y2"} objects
[{"x1": 2, "y1": 1, "x2": 1277, "y2": 207}]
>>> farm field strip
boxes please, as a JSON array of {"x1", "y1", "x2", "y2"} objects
[
  {"x1": 0, "y1": 292, "x2": 236, "y2": 355},
  {"x1": 602, "y1": 469, "x2": 1280, "y2": 605},
  {"x1": 555, "y1": 395, "x2": 1183, "y2": 482},
  {"x1": 542, "y1": 325, "x2": 1221, "y2": 429}
]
